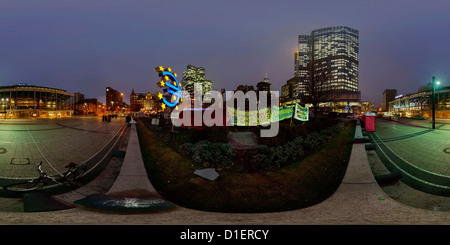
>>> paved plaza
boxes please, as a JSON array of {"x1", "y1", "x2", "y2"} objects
[
  {"x1": 369, "y1": 118, "x2": 450, "y2": 196},
  {"x1": 0, "y1": 117, "x2": 125, "y2": 180}
]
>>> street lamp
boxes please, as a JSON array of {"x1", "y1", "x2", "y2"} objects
[
  {"x1": 431, "y1": 76, "x2": 441, "y2": 129},
  {"x1": 1, "y1": 98, "x2": 9, "y2": 119}
]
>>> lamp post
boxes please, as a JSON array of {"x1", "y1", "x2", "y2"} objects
[
  {"x1": 2, "y1": 98, "x2": 6, "y2": 119},
  {"x1": 431, "y1": 76, "x2": 441, "y2": 129},
  {"x1": 1, "y1": 98, "x2": 9, "y2": 119}
]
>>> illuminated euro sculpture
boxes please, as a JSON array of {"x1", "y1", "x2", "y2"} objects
[{"x1": 155, "y1": 66, "x2": 182, "y2": 109}]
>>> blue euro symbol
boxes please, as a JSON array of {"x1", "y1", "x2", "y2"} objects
[
  {"x1": 160, "y1": 71, "x2": 182, "y2": 108},
  {"x1": 345, "y1": 104, "x2": 351, "y2": 113}
]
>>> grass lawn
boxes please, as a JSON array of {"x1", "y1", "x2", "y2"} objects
[{"x1": 136, "y1": 119, "x2": 355, "y2": 213}]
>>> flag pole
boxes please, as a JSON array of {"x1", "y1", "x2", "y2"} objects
[{"x1": 290, "y1": 103, "x2": 294, "y2": 127}]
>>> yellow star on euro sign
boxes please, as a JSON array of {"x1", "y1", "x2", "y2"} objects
[
  {"x1": 157, "y1": 80, "x2": 165, "y2": 87},
  {"x1": 164, "y1": 67, "x2": 171, "y2": 72},
  {"x1": 156, "y1": 92, "x2": 163, "y2": 100},
  {"x1": 161, "y1": 103, "x2": 166, "y2": 110},
  {"x1": 155, "y1": 66, "x2": 164, "y2": 73},
  {"x1": 162, "y1": 75, "x2": 169, "y2": 81}
]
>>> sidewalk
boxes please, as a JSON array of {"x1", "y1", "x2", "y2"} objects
[
  {"x1": 0, "y1": 117, "x2": 125, "y2": 180},
  {"x1": 373, "y1": 118, "x2": 450, "y2": 177},
  {"x1": 73, "y1": 122, "x2": 175, "y2": 211},
  {"x1": 389, "y1": 116, "x2": 450, "y2": 130}
]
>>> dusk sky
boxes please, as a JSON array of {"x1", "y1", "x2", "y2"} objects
[{"x1": 1, "y1": 0, "x2": 449, "y2": 106}]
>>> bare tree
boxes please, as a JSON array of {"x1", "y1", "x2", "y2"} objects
[{"x1": 305, "y1": 62, "x2": 332, "y2": 119}]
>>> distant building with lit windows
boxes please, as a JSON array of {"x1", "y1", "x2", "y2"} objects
[
  {"x1": 0, "y1": 84, "x2": 74, "y2": 118},
  {"x1": 130, "y1": 89, "x2": 160, "y2": 113},
  {"x1": 360, "y1": 101, "x2": 375, "y2": 114},
  {"x1": 182, "y1": 65, "x2": 213, "y2": 98},
  {"x1": 292, "y1": 26, "x2": 360, "y2": 112},
  {"x1": 382, "y1": 89, "x2": 397, "y2": 111},
  {"x1": 74, "y1": 98, "x2": 100, "y2": 116},
  {"x1": 106, "y1": 86, "x2": 125, "y2": 113},
  {"x1": 389, "y1": 86, "x2": 450, "y2": 119}
]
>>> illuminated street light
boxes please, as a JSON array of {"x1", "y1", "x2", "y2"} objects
[
  {"x1": 1, "y1": 98, "x2": 9, "y2": 119},
  {"x1": 431, "y1": 76, "x2": 440, "y2": 129}
]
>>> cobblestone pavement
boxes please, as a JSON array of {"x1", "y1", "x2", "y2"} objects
[{"x1": 0, "y1": 117, "x2": 125, "y2": 179}]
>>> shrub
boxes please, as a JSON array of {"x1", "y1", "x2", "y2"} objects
[
  {"x1": 252, "y1": 140, "x2": 306, "y2": 170},
  {"x1": 174, "y1": 119, "x2": 346, "y2": 171},
  {"x1": 179, "y1": 141, "x2": 234, "y2": 168},
  {"x1": 284, "y1": 140, "x2": 304, "y2": 162},
  {"x1": 252, "y1": 145, "x2": 273, "y2": 169},
  {"x1": 303, "y1": 132, "x2": 321, "y2": 152},
  {"x1": 178, "y1": 142, "x2": 194, "y2": 156},
  {"x1": 270, "y1": 145, "x2": 288, "y2": 166},
  {"x1": 251, "y1": 121, "x2": 346, "y2": 171}
]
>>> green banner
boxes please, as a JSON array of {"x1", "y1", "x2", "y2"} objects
[
  {"x1": 227, "y1": 105, "x2": 295, "y2": 126},
  {"x1": 294, "y1": 103, "x2": 309, "y2": 121}
]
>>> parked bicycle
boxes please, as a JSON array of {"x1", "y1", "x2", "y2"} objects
[{"x1": 3, "y1": 161, "x2": 87, "y2": 192}]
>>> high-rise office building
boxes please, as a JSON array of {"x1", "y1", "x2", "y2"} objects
[
  {"x1": 182, "y1": 65, "x2": 213, "y2": 98},
  {"x1": 294, "y1": 26, "x2": 360, "y2": 111}
]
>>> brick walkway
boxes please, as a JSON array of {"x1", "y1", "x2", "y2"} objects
[
  {"x1": 0, "y1": 117, "x2": 124, "y2": 179},
  {"x1": 369, "y1": 118, "x2": 450, "y2": 197}
]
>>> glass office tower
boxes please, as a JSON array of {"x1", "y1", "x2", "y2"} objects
[{"x1": 294, "y1": 26, "x2": 360, "y2": 112}]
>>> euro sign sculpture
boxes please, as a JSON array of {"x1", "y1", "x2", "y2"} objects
[{"x1": 155, "y1": 66, "x2": 182, "y2": 109}]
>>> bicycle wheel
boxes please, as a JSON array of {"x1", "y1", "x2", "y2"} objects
[
  {"x1": 66, "y1": 164, "x2": 87, "y2": 181},
  {"x1": 3, "y1": 181, "x2": 46, "y2": 192}
]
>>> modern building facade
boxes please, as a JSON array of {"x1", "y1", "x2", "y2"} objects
[
  {"x1": 389, "y1": 86, "x2": 450, "y2": 119},
  {"x1": 0, "y1": 84, "x2": 74, "y2": 118},
  {"x1": 281, "y1": 77, "x2": 301, "y2": 105},
  {"x1": 293, "y1": 26, "x2": 360, "y2": 112},
  {"x1": 106, "y1": 86, "x2": 125, "y2": 112},
  {"x1": 182, "y1": 65, "x2": 213, "y2": 98},
  {"x1": 382, "y1": 89, "x2": 397, "y2": 111}
]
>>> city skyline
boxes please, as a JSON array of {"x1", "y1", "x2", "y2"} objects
[{"x1": 1, "y1": 0, "x2": 450, "y2": 106}]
